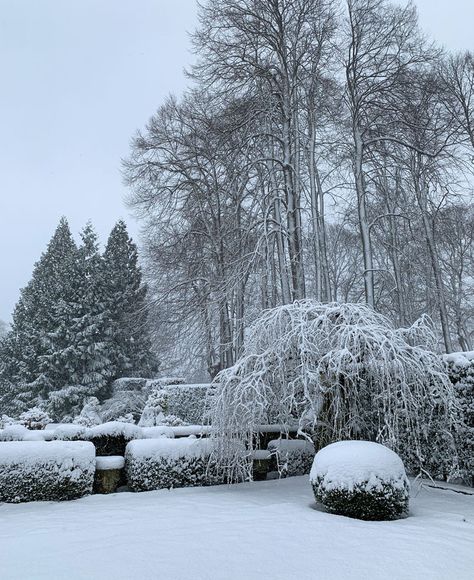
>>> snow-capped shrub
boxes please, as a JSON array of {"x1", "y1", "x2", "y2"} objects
[
  {"x1": 0, "y1": 424, "x2": 29, "y2": 441},
  {"x1": 268, "y1": 439, "x2": 315, "y2": 477},
  {"x1": 444, "y1": 351, "x2": 474, "y2": 485},
  {"x1": 310, "y1": 441, "x2": 410, "y2": 521},
  {"x1": 112, "y1": 378, "x2": 148, "y2": 393},
  {"x1": 141, "y1": 426, "x2": 175, "y2": 439},
  {"x1": 0, "y1": 414, "x2": 16, "y2": 429},
  {"x1": 52, "y1": 424, "x2": 87, "y2": 441},
  {"x1": 101, "y1": 389, "x2": 148, "y2": 423},
  {"x1": 87, "y1": 421, "x2": 142, "y2": 456},
  {"x1": 18, "y1": 407, "x2": 51, "y2": 430},
  {"x1": 138, "y1": 389, "x2": 168, "y2": 427},
  {"x1": 145, "y1": 377, "x2": 186, "y2": 389},
  {"x1": 125, "y1": 438, "x2": 227, "y2": 491},
  {"x1": 74, "y1": 397, "x2": 102, "y2": 427},
  {"x1": 46, "y1": 384, "x2": 95, "y2": 421},
  {"x1": 115, "y1": 413, "x2": 135, "y2": 424},
  {"x1": 162, "y1": 383, "x2": 210, "y2": 424},
  {"x1": 0, "y1": 441, "x2": 95, "y2": 503}
]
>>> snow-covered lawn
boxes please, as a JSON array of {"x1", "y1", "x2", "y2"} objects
[{"x1": 1, "y1": 476, "x2": 473, "y2": 580}]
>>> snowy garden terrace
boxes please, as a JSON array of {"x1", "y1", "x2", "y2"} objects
[{"x1": 1, "y1": 476, "x2": 473, "y2": 580}]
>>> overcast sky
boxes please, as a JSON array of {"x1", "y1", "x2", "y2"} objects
[{"x1": 0, "y1": 0, "x2": 473, "y2": 322}]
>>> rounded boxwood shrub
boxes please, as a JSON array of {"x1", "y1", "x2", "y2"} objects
[{"x1": 310, "y1": 441, "x2": 409, "y2": 521}]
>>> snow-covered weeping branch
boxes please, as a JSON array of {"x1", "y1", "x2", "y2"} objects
[{"x1": 208, "y1": 301, "x2": 458, "y2": 481}]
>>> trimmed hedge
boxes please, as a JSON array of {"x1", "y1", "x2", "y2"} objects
[
  {"x1": 0, "y1": 441, "x2": 95, "y2": 503},
  {"x1": 87, "y1": 421, "x2": 142, "y2": 456},
  {"x1": 310, "y1": 441, "x2": 410, "y2": 521},
  {"x1": 125, "y1": 438, "x2": 225, "y2": 491},
  {"x1": 268, "y1": 439, "x2": 315, "y2": 477}
]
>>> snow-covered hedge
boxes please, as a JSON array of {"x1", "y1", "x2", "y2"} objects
[
  {"x1": 87, "y1": 421, "x2": 142, "y2": 456},
  {"x1": 145, "y1": 377, "x2": 186, "y2": 389},
  {"x1": 112, "y1": 378, "x2": 148, "y2": 393},
  {"x1": 268, "y1": 439, "x2": 315, "y2": 477},
  {"x1": 310, "y1": 441, "x2": 410, "y2": 521},
  {"x1": 445, "y1": 351, "x2": 474, "y2": 485},
  {"x1": 160, "y1": 383, "x2": 210, "y2": 424},
  {"x1": 125, "y1": 438, "x2": 226, "y2": 491},
  {"x1": 0, "y1": 425, "x2": 29, "y2": 441},
  {"x1": 0, "y1": 441, "x2": 95, "y2": 503},
  {"x1": 52, "y1": 424, "x2": 87, "y2": 441}
]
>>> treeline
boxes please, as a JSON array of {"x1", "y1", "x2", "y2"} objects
[
  {"x1": 0, "y1": 218, "x2": 156, "y2": 418},
  {"x1": 124, "y1": 0, "x2": 474, "y2": 377}
]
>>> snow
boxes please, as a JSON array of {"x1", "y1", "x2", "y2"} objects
[
  {"x1": 310, "y1": 441, "x2": 408, "y2": 490},
  {"x1": 87, "y1": 421, "x2": 142, "y2": 440},
  {"x1": 141, "y1": 426, "x2": 175, "y2": 439},
  {"x1": 0, "y1": 440, "x2": 95, "y2": 466},
  {"x1": 52, "y1": 424, "x2": 86, "y2": 440},
  {"x1": 170, "y1": 424, "x2": 212, "y2": 437},
  {"x1": 0, "y1": 476, "x2": 472, "y2": 580},
  {"x1": 0, "y1": 425, "x2": 29, "y2": 441},
  {"x1": 96, "y1": 456, "x2": 125, "y2": 470},
  {"x1": 126, "y1": 437, "x2": 214, "y2": 460},
  {"x1": 444, "y1": 350, "x2": 474, "y2": 367}
]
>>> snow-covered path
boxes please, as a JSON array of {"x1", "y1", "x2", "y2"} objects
[{"x1": 1, "y1": 476, "x2": 473, "y2": 580}]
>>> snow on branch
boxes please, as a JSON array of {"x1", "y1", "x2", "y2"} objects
[{"x1": 208, "y1": 301, "x2": 458, "y2": 481}]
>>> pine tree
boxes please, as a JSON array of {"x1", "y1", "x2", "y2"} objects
[
  {"x1": 0, "y1": 218, "x2": 79, "y2": 411},
  {"x1": 103, "y1": 220, "x2": 156, "y2": 379},
  {"x1": 68, "y1": 223, "x2": 112, "y2": 399}
]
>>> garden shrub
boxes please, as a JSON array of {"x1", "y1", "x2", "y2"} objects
[
  {"x1": 52, "y1": 424, "x2": 87, "y2": 441},
  {"x1": 160, "y1": 384, "x2": 210, "y2": 424},
  {"x1": 0, "y1": 441, "x2": 95, "y2": 502},
  {"x1": 87, "y1": 421, "x2": 142, "y2": 456},
  {"x1": 125, "y1": 438, "x2": 227, "y2": 491},
  {"x1": 268, "y1": 439, "x2": 315, "y2": 477},
  {"x1": 310, "y1": 440, "x2": 410, "y2": 521}
]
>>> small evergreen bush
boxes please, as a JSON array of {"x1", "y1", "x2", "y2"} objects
[{"x1": 310, "y1": 441, "x2": 410, "y2": 521}]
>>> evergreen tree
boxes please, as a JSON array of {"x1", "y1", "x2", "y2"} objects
[
  {"x1": 68, "y1": 223, "x2": 112, "y2": 398},
  {"x1": 0, "y1": 218, "x2": 79, "y2": 411},
  {"x1": 103, "y1": 220, "x2": 156, "y2": 379}
]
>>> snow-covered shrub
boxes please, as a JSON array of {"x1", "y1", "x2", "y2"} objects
[
  {"x1": 0, "y1": 441, "x2": 95, "y2": 503},
  {"x1": 445, "y1": 351, "x2": 474, "y2": 485},
  {"x1": 112, "y1": 377, "x2": 148, "y2": 393},
  {"x1": 52, "y1": 424, "x2": 87, "y2": 441},
  {"x1": 141, "y1": 426, "x2": 175, "y2": 439},
  {"x1": 87, "y1": 421, "x2": 142, "y2": 456},
  {"x1": 138, "y1": 389, "x2": 168, "y2": 427},
  {"x1": 310, "y1": 441, "x2": 410, "y2": 521},
  {"x1": 0, "y1": 424, "x2": 29, "y2": 441},
  {"x1": 145, "y1": 377, "x2": 186, "y2": 389},
  {"x1": 162, "y1": 383, "x2": 209, "y2": 424},
  {"x1": 18, "y1": 407, "x2": 51, "y2": 430},
  {"x1": 268, "y1": 439, "x2": 315, "y2": 477},
  {"x1": 125, "y1": 438, "x2": 228, "y2": 491},
  {"x1": 115, "y1": 413, "x2": 135, "y2": 424},
  {"x1": 101, "y1": 389, "x2": 148, "y2": 423},
  {"x1": 46, "y1": 384, "x2": 95, "y2": 421},
  {"x1": 74, "y1": 397, "x2": 102, "y2": 427},
  {"x1": 0, "y1": 414, "x2": 16, "y2": 429},
  {"x1": 209, "y1": 301, "x2": 457, "y2": 481}
]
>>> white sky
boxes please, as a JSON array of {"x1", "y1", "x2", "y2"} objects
[{"x1": 0, "y1": 0, "x2": 473, "y2": 322}]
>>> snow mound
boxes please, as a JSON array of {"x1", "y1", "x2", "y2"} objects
[
  {"x1": 0, "y1": 425, "x2": 29, "y2": 441},
  {"x1": 141, "y1": 426, "x2": 175, "y2": 439},
  {"x1": 126, "y1": 437, "x2": 214, "y2": 460},
  {"x1": 53, "y1": 424, "x2": 87, "y2": 440},
  {"x1": 87, "y1": 421, "x2": 142, "y2": 440},
  {"x1": 96, "y1": 456, "x2": 125, "y2": 470},
  {"x1": 443, "y1": 350, "x2": 474, "y2": 368},
  {"x1": 310, "y1": 440, "x2": 407, "y2": 490},
  {"x1": 0, "y1": 441, "x2": 96, "y2": 503}
]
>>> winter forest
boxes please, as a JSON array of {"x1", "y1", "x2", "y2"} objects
[{"x1": 1, "y1": 1, "x2": 473, "y2": 579}]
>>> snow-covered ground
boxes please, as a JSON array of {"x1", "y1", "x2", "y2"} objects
[{"x1": 1, "y1": 476, "x2": 473, "y2": 580}]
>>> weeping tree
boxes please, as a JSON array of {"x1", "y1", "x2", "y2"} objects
[{"x1": 209, "y1": 301, "x2": 459, "y2": 481}]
